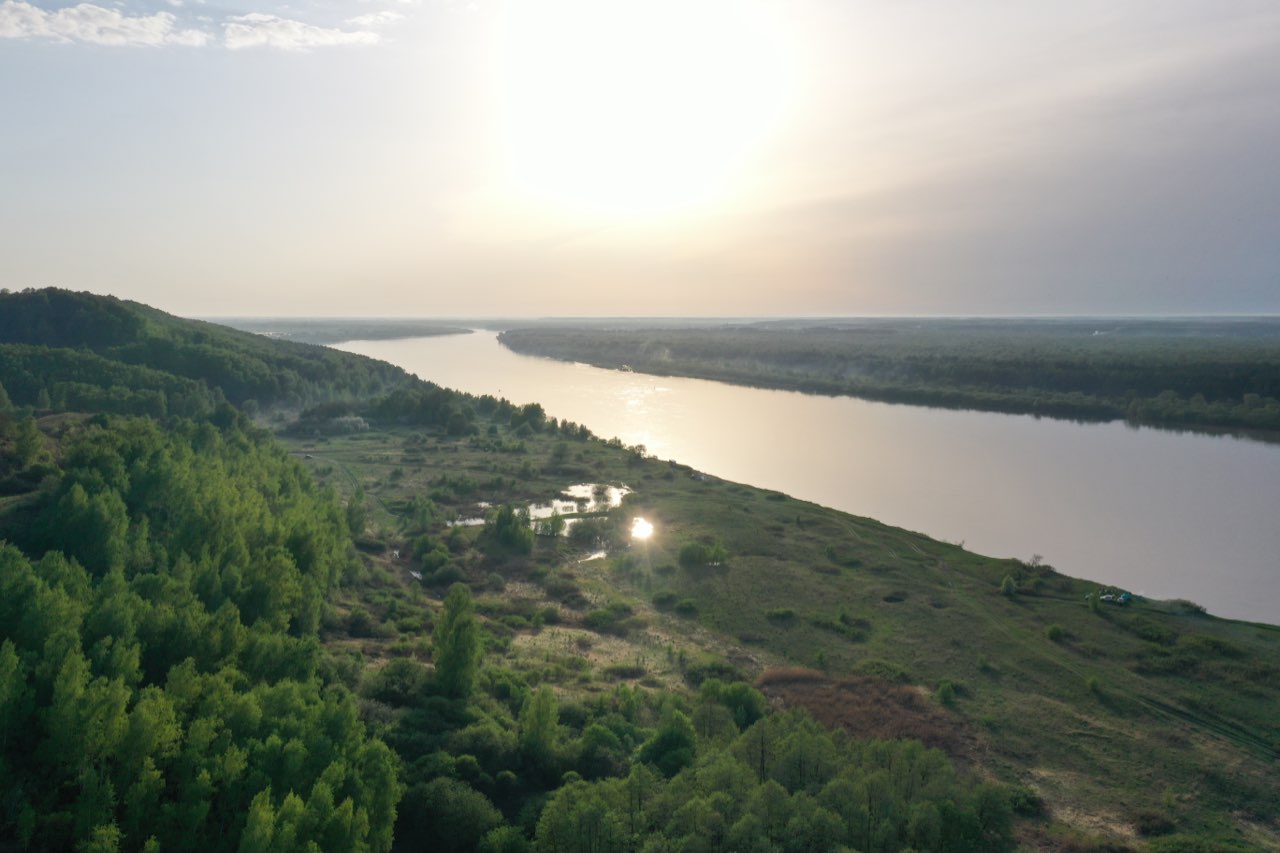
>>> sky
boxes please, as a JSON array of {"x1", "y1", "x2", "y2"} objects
[{"x1": 2, "y1": 0, "x2": 1278, "y2": 317}]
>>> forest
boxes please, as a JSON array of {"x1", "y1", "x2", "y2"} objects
[
  {"x1": 1, "y1": 289, "x2": 1277, "y2": 852},
  {"x1": 498, "y1": 320, "x2": 1280, "y2": 438}
]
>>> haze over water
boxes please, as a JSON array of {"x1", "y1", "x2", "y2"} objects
[{"x1": 339, "y1": 331, "x2": 1280, "y2": 625}]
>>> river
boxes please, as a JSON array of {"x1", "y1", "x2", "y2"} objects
[{"x1": 337, "y1": 331, "x2": 1280, "y2": 625}]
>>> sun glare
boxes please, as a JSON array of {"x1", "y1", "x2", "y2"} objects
[
  {"x1": 498, "y1": 0, "x2": 794, "y2": 219},
  {"x1": 631, "y1": 517, "x2": 654, "y2": 540}
]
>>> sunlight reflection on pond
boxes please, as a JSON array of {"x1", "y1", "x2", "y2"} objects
[
  {"x1": 630, "y1": 517, "x2": 654, "y2": 540},
  {"x1": 450, "y1": 483, "x2": 631, "y2": 535}
]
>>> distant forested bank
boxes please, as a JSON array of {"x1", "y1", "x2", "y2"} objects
[
  {"x1": 498, "y1": 319, "x2": 1280, "y2": 438},
  {"x1": 216, "y1": 318, "x2": 472, "y2": 347}
]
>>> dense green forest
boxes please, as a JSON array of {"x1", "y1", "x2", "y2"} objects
[
  {"x1": 2, "y1": 290, "x2": 1277, "y2": 851},
  {"x1": 0, "y1": 412, "x2": 399, "y2": 850},
  {"x1": 498, "y1": 320, "x2": 1280, "y2": 437}
]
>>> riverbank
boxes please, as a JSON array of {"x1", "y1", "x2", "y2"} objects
[{"x1": 498, "y1": 320, "x2": 1280, "y2": 441}]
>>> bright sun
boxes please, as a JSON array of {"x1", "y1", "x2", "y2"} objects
[{"x1": 498, "y1": 0, "x2": 794, "y2": 218}]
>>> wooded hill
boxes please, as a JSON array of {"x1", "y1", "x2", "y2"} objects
[
  {"x1": 1, "y1": 290, "x2": 1276, "y2": 852},
  {"x1": 0, "y1": 289, "x2": 409, "y2": 416}
]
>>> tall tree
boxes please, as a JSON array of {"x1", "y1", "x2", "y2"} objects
[{"x1": 433, "y1": 584, "x2": 481, "y2": 700}]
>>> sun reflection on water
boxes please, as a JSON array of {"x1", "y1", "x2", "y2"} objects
[{"x1": 630, "y1": 517, "x2": 654, "y2": 540}]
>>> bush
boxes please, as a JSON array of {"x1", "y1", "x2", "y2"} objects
[
  {"x1": 937, "y1": 680, "x2": 957, "y2": 707},
  {"x1": 583, "y1": 609, "x2": 630, "y2": 635},
  {"x1": 678, "y1": 540, "x2": 727, "y2": 568},
  {"x1": 856, "y1": 659, "x2": 910, "y2": 683},
  {"x1": 1167, "y1": 599, "x2": 1207, "y2": 616},
  {"x1": 765, "y1": 607, "x2": 796, "y2": 624},
  {"x1": 651, "y1": 590, "x2": 678, "y2": 609},
  {"x1": 1130, "y1": 617, "x2": 1179, "y2": 646},
  {"x1": 1133, "y1": 810, "x2": 1176, "y2": 837},
  {"x1": 348, "y1": 607, "x2": 379, "y2": 638},
  {"x1": 999, "y1": 576, "x2": 1017, "y2": 596},
  {"x1": 1046, "y1": 624, "x2": 1065, "y2": 642},
  {"x1": 1006, "y1": 785, "x2": 1045, "y2": 817},
  {"x1": 674, "y1": 599, "x2": 698, "y2": 616}
]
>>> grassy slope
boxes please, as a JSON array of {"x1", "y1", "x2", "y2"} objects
[{"x1": 289, "y1": 422, "x2": 1279, "y2": 850}]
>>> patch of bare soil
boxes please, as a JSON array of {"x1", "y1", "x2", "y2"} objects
[{"x1": 756, "y1": 668, "x2": 985, "y2": 767}]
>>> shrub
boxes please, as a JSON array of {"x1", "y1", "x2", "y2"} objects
[
  {"x1": 348, "y1": 607, "x2": 379, "y2": 638},
  {"x1": 1167, "y1": 599, "x2": 1207, "y2": 616},
  {"x1": 808, "y1": 615, "x2": 868, "y2": 642},
  {"x1": 652, "y1": 591, "x2": 678, "y2": 609},
  {"x1": 1130, "y1": 617, "x2": 1179, "y2": 646},
  {"x1": 765, "y1": 607, "x2": 796, "y2": 624},
  {"x1": 937, "y1": 680, "x2": 957, "y2": 707},
  {"x1": 856, "y1": 659, "x2": 910, "y2": 683},
  {"x1": 1133, "y1": 810, "x2": 1176, "y2": 837},
  {"x1": 999, "y1": 576, "x2": 1017, "y2": 596},
  {"x1": 673, "y1": 599, "x2": 698, "y2": 616},
  {"x1": 678, "y1": 540, "x2": 727, "y2": 568},
  {"x1": 1046, "y1": 624, "x2": 1065, "y2": 642},
  {"x1": 1007, "y1": 785, "x2": 1045, "y2": 817},
  {"x1": 583, "y1": 609, "x2": 621, "y2": 634}
]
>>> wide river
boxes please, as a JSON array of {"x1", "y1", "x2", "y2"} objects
[{"x1": 339, "y1": 331, "x2": 1280, "y2": 625}]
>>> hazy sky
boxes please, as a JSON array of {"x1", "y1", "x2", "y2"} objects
[{"x1": 3, "y1": 0, "x2": 1278, "y2": 317}]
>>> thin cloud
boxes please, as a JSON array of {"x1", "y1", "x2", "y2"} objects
[
  {"x1": 224, "y1": 12, "x2": 378, "y2": 50},
  {"x1": 0, "y1": 0, "x2": 209, "y2": 45},
  {"x1": 344, "y1": 10, "x2": 402, "y2": 27}
]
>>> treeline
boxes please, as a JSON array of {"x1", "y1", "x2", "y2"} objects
[
  {"x1": 536, "y1": 711, "x2": 1013, "y2": 852},
  {"x1": 0, "y1": 289, "x2": 410, "y2": 412},
  {"x1": 0, "y1": 412, "x2": 399, "y2": 851},
  {"x1": 499, "y1": 322, "x2": 1280, "y2": 436},
  {"x1": 218, "y1": 318, "x2": 471, "y2": 346}
]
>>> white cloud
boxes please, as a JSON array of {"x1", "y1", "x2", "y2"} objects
[
  {"x1": 224, "y1": 12, "x2": 378, "y2": 50},
  {"x1": 0, "y1": 0, "x2": 208, "y2": 45},
  {"x1": 344, "y1": 9, "x2": 400, "y2": 27}
]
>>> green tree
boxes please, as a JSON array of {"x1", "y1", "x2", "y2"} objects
[
  {"x1": 434, "y1": 583, "x2": 481, "y2": 700},
  {"x1": 400, "y1": 779, "x2": 502, "y2": 853},
  {"x1": 638, "y1": 707, "x2": 696, "y2": 778},
  {"x1": 520, "y1": 685, "x2": 560, "y2": 776},
  {"x1": 14, "y1": 417, "x2": 48, "y2": 468},
  {"x1": 346, "y1": 484, "x2": 368, "y2": 538}
]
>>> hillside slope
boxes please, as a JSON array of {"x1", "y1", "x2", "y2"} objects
[{"x1": 0, "y1": 288, "x2": 410, "y2": 413}]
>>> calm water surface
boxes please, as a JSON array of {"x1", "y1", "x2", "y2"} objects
[{"x1": 339, "y1": 332, "x2": 1280, "y2": 624}]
